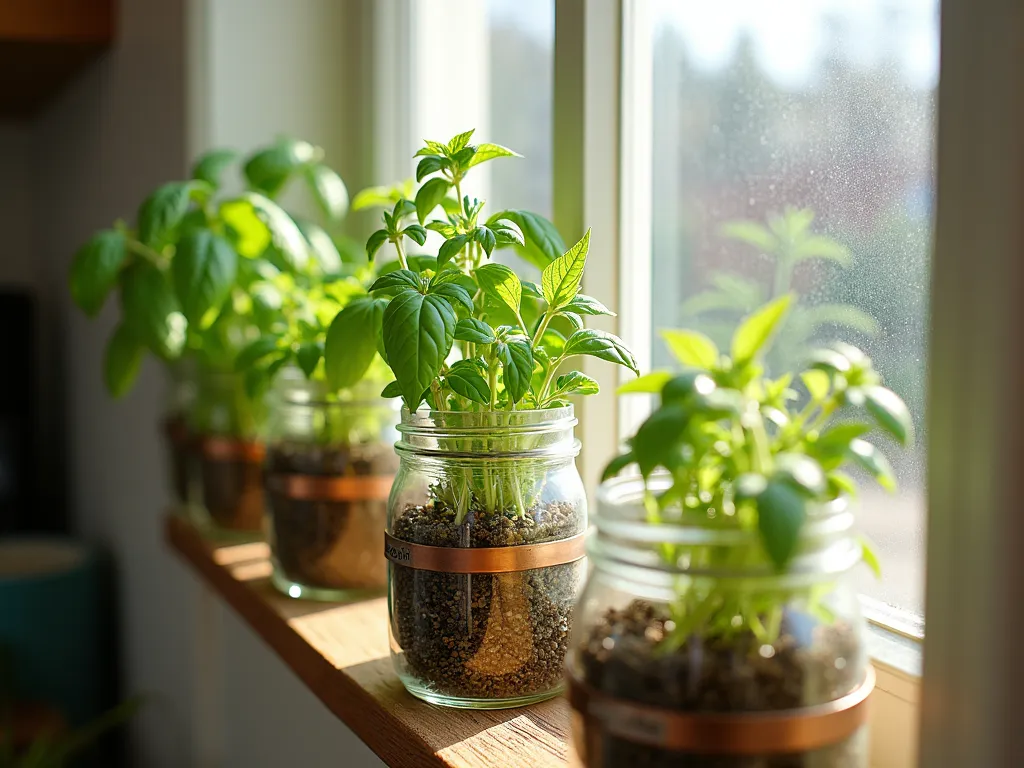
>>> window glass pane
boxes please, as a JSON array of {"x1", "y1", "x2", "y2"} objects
[{"x1": 650, "y1": 0, "x2": 937, "y2": 618}]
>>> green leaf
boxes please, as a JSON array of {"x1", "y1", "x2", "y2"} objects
[
  {"x1": 296, "y1": 219, "x2": 343, "y2": 274},
  {"x1": 863, "y1": 385, "x2": 915, "y2": 446},
  {"x1": 137, "y1": 182, "x2": 192, "y2": 247},
  {"x1": 465, "y1": 143, "x2": 521, "y2": 168},
  {"x1": 774, "y1": 454, "x2": 827, "y2": 496},
  {"x1": 438, "y1": 234, "x2": 471, "y2": 269},
  {"x1": 475, "y1": 263, "x2": 522, "y2": 314},
  {"x1": 234, "y1": 336, "x2": 281, "y2": 371},
  {"x1": 801, "y1": 369, "x2": 831, "y2": 401},
  {"x1": 382, "y1": 291, "x2": 456, "y2": 410},
  {"x1": 103, "y1": 323, "x2": 143, "y2": 398},
  {"x1": 243, "y1": 139, "x2": 318, "y2": 197},
  {"x1": 220, "y1": 198, "x2": 272, "y2": 258},
  {"x1": 393, "y1": 198, "x2": 416, "y2": 220},
  {"x1": 69, "y1": 230, "x2": 127, "y2": 316},
  {"x1": 297, "y1": 341, "x2": 324, "y2": 378},
  {"x1": 810, "y1": 423, "x2": 872, "y2": 465},
  {"x1": 848, "y1": 438, "x2": 897, "y2": 491},
  {"x1": 120, "y1": 262, "x2": 186, "y2": 359},
  {"x1": 661, "y1": 371, "x2": 715, "y2": 405},
  {"x1": 860, "y1": 535, "x2": 882, "y2": 578},
  {"x1": 352, "y1": 184, "x2": 404, "y2": 211},
  {"x1": 566, "y1": 294, "x2": 614, "y2": 317},
  {"x1": 495, "y1": 339, "x2": 533, "y2": 403},
  {"x1": 446, "y1": 129, "x2": 475, "y2": 154},
  {"x1": 542, "y1": 229, "x2": 590, "y2": 310},
  {"x1": 415, "y1": 177, "x2": 452, "y2": 223},
  {"x1": 491, "y1": 220, "x2": 525, "y2": 246},
  {"x1": 731, "y1": 294, "x2": 793, "y2": 364},
  {"x1": 416, "y1": 155, "x2": 447, "y2": 182},
  {"x1": 489, "y1": 210, "x2": 565, "y2": 269},
  {"x1": 618, "y1": 370, "x2": 672, "y2": 394},
  {"x1": 381, "y1": 380, "x2": 403, "y2": 398},
  {"x1": 369, "y1": 269, "x2": 421, "y2": 295},
  {"x1": 426, "y1": 221, "x2": 458, "y2": 238},
  {"x1": 245, "y1": 193, "x2": 308, "y2": 271},
  {"x1": 792, "y1": 235, "x2": 851, "y2": 266},
  {"x1": 807, "y1": 348, "x2": 852, "y2": 374},
  {"x1": 473, "y1": 226, "x2": 497, "y2": 256},
  {"x1": 171, "y1": 230, "x2": 237, "y2": 329},
  {"x1": 660, "y1": 329, "x2": 718, "y2": 368},
  {"x1": 602, "y1": 451, "x2": 636, "y2": 482},
  {"x1": 324, "y1": 297, "x2": 386, "y2": 390},
  {"x1": 454, "y1": 318, "x2": 496, "y2": 344},
  {"x1": 366, "y1": 229, "x2": 389, "y2": 261},
  {"x1": 305, "y1": 164, "x2": 349, "y2": 221},
  {"x1": 445, "y1": 360, "x2": 491, "y2": 405},
  {"x1": 720, "y1": 220, "x2": 778, "y2": 251},
  {"x1": 630, "y1": 403, "x2": 688, "y2": 477},
  {"x1": 757, "y1": 478, "x2": 807, "y2": 569},
  {"x1": 549, "y1": 371, "x2": 599, "y2": 399},
  {"x1": 431, "y1": 283, "x2": 474, "y2": 315},
  {"x1": 191, "y1": 148, "x2": 238, "y2": 187},
  {"x1": 403, "y1": 224, "x2": 428, "y2": 246},
  {"x1": 562, "y1": 328, "x2": 639, "y2": 374}
]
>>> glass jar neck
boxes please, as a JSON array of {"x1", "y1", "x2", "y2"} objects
[
  {"x1": 591, "y1": 474, "x2": 861, "y2": 595},
  {"x1": 395, "y1": 405, "x2": 579, "y2": 461}
]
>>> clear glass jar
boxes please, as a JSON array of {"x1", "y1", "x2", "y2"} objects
[
  {"x1": 162, "y1": 357, "x2": 198, "y2": 507},
  {"x1": 188, "y1": 368, "x2": 266, "y2": 538},
  {"x1": 387, "y1": 406, "x2": 587, "y2": 709},
  {"x1": 567, "y1": 474, "x2": 871, "y2": 767},
  {"x1": 263, "y1": 370, "x2": 400, "y2": 600}
]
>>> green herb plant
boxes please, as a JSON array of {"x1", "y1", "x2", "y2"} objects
[
  {"x1": 683, "y1": 207, "x2": 879, "y2": 371},
  {"x1": 606, "y1": 295, "x2": 912, "y2": 648},
  {"x1": 68, "y1": 138, "x2": 356, "y2": 402},
  {"x1": 322, "y1": 130, "x2": 639, "y2": 523}
]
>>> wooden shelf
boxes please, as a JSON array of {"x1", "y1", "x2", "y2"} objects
[
  {"x1": 0, "y1": 0, "x2": 114, "y2": 118},
  {"x1": 165, "y1": 516, "x2": 576, "y2": 768}
]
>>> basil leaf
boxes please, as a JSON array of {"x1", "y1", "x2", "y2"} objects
[
  {"x1": 445, "y1": 360, "x2": 491, "y2": 405},
  {"x1": 488, "y1": 210, "x2": 565, "y2": 269},
  {"x1": 618, "y1": 370, "x2": 672, "y2": 394},
  {"x1": 296, "y1": 219, "x2": 343, "y2": 275},
  {"x1": 403, "y1": 224, "x2": 428, "y2": 246},
  {"x1": 630, "y1": 403, "x2": 688, "y2": 477},
  {"x1": 220, "y1": 198, "x2": 272, "y2": 258},
  {"x1": 416, "y1": 155, "x2": 447, "y2": 182},
  {"x1": 137, "y1": 182, "x2": 192, "y2": 248},
  {"x1": 415, "y1": 177, "x2": 452, "y2": 224},
  {"x1": 848, "y1": 438, "x2": 897, "y2": 491},
  {"x1": 369, "y1": 269, "x2": 421, "y2": 295},
  {"x1": 381, "y1": 380, "x2": 403, "y2": 399},
  {"x1": 69, "y1": 230, "x2": 127, "y2": 317},
  {"x1": 542, "y1": 229, "x2": 590, "y2": 310},
  {"x1": 602, "y1": 451, "x2": 636, "y2": 482},
  {"x1": 447, "y1": 129, "x2": 475, "y2": 154},
  {"x1": 454, "y1": 318, "x2": 496, "y2": 345},
  {"x1": 234, "y1": 336, "x2": 282, "y2": 371},
  {"x1": 731, "y1": 294, "x2": 792, "y2": 364},
  {"x1": 495, "y1": 339, "x2": 533, "y2": 403},
  {"x1": 438, "y1": 234, "x2": 471, "y2": 270},
  {"x1": 475, "y1": 263, "x2": 522, "y2": 314},
  {"x1": 566, "y1": 293, "x2": 614, "y2": 317},
  {"x1": 103, "y1": 323, "x2": 143, "y2": 398},
  {"x1": 244, "y1": 139, "x2": 318, "y2": 197},
  {"x1": 245, "y1": 193, "x2": 308, "y2": 271},
  {"x1": 430, "y1": 283, "x2": 474, "y2": 315},
  {"x1": 863, "y1": 385, "x2": 915, "y2": 446},
  {"x1": 171, "y1": 230, "x2": 237, "y2": 329},
  {"x1": 465, "y1": 143, "x2": 521, "y2": 168},
  {"x1": 297, "y1": 341, "x2": 324, "y2": 379},
  {"x1": 191, "y1": 148, "x2": 238, "y2": 188},
  {"x1": 382, "y1": 292, "x2": 456, "y2": 410},
  {"x1": 366, "y1": 230, "x2": 389, "y2": 262},
  {"x1": 660, "y1": 329, "x2": 718, "y2": 369},
  {"x1": 550, "y1": 371, "x2": 599, "y2": 399},
  {"x1": 562, "y1": 328, "x2": 639, "y2": 374},
  {"x1": 305, "y1": 163, "x2": 349, "y2": 221},
  {"x1": 324, "y1": 297, "x2": 386, "y2": 390},
  {"x1": 757, "y1": 478, "x2": 807, "y2": 570},
  {"x1": 120, "y1": 261, "x2": 186, "y2": 359},
  {"x1": 473, "y1": 226, "x2": 497, "y2": 256}
]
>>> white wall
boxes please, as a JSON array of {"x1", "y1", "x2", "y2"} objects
[{"x1": 26, "y1": 0, "x2": 385, "y2": 764}]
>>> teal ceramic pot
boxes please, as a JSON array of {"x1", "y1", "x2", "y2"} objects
[{"x1": 0, "y1": 538, "x2": 101, "y2": 726}]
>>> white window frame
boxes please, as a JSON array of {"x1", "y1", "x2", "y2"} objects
[{"x1": 369, "y1": 1, "x2": 1024, "y2": 764}]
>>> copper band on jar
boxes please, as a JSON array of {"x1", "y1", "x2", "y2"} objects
[
  {"x1": 266, "y1": 474, "x2": 394, "y2": 502},
  {"x1": 196, "y1": 436, "x2": 266, "y2": 463},
  {"x1": 567, "y1": 665, "x2": 874, "y2": 755},
  {"x1": 384, "y1": 531, "x2": 586, "y2": 573}
]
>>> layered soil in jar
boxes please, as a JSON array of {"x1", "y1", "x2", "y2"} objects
[
  {"x1": 391, "y1": 501, "x2": 584, "y2": 701},
  {"x1": 265, "y1": 441, "x2": 398, "y2": 592},
  {"x1": 574, "y1": 601, "x2": 867, "y2": 767},
  {"x1": 198, "y1": 448, "x2": 264, "y2": 532}
]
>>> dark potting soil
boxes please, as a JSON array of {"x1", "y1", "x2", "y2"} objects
[
  {"x1": 391, "y1": 501, "x2": 585, "y2": 701},
  {"x1": 574, "y1": 601, "x2": 868, "y2": 767},
  {"x1": 200, "y1": 456, "x2": 264, "y2": 531},
  {"x1": 265, "y1": 441, "x2": 397, "y2": 592}
]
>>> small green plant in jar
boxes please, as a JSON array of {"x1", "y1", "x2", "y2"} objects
[
  {"x1": 568, "y1": 295, "x2": 912, "y2": 766},
  {"x1": 322, "y1": 130, "x2": 639, "y2": 708}
]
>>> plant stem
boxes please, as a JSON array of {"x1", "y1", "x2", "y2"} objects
[
  {"x1": 531, "y1": 311, "x2": 553, "y2": 351},
  {"x1": 126, "y1": 238, "x2": 167, "y2": 268},
  {"x1": 393, "y1": 237, "x2": 409, "y2": 270}
]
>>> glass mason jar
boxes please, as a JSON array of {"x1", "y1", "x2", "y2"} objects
[
  {"x1": 387, "y1": 406, "x2": 587, "y2": 709},
  {"x1": 263, "y1": 370, "x2": 400, "y2": 600},
  {"x1": 162, "y1": 358, "x2": 198, "y2": 507},
  {"x1": 567, "y1": 474, "x2": 871, "y2": 768},
  {"x1": 188, "y1": 368, "x2": 267, "y2": 537}
]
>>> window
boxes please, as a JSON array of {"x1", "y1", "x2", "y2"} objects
[{"x1": 646, "y1": 0, "x2": 938, "y2": 622}]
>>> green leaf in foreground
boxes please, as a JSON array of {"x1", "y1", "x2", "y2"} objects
[
  {"x1": 69, "y1": 230, "x2": 127, "y2": 316},
  {"x1": 489, "y1": 210, "x2": 565, "y2": 269},
  {"x1": 445, "y1": 360, "x2": 491, "y2": 405},
  {"x1": 382, "y1": 291, "x2": 456, "y2": 410},
  {"x1": 104, "y1": 323, "x2": 143, "y2": 398},
  {"x1": 454, "y1": 318, "x2": 496, "y2": 345},
  {"x1": 542, "y1": 229, "x2": 590, "y2": 310},
  {"x1": 475, "y1": 263, "x2": 522, "y2": 314},
  {"x1": 757, "y1": 479, "x2": 807, "y2": 569},
  {"x1": 731, "y1": 294, "x2": 793, "y2": 364},
  {"x1": 324, "y1": 297, "x2": 386, "y2": 390},
  {"x1": 137, "y1": 182, "x2": 192, "y2": 247},
  {"x1": 495, "y1": 339, "x2": 533, "y2": 404},
  {"x1": 415, "y1": 177, "x2": 451, "y2": 223},
  {"x1": 120, "y1": 261, "x2": 186, "y2": 359},
  {"x1": 548, "y1": 371, "x2": 600, "y2": 400},
  {"x1": 171, "y1": 230, "x2": 237, "y2": 328},
  {"x1": 562, "y1": 328, "x2": 639, "y2": 374},
  {"x1": 244, "y1": 139, "x2": 318, "y2": 197},
  {"x1": 618, "y1": 370, "x2": 672, "y2": 394}
]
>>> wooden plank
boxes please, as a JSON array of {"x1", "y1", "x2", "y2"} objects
[{"x1": 165, "y1": 516, "x2": 577, "y2": 768}]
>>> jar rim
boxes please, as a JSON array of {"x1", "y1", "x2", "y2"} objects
[{"x1": 398, "y1": 404, "x2": 576, "y2": 433}]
